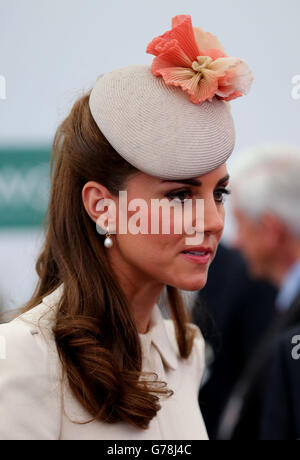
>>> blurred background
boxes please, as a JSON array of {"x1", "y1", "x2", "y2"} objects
[{"x1": 1, "y1": 0, "x2": 299, "y2": 311}]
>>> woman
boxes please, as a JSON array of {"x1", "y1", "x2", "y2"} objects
[{"x1": 0, "y1": 15, "x2": 253, "y2": 440}]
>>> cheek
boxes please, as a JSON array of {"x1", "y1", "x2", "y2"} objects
[
  {"x1": 116, "y1": 202, "x2": 181, "y2": 266},
  {"x1": 219, "y1": 206, "x2": 226, "y2": 232},
  {"x1": 115, "y1": 234, "x2": 167, "y2": 282},
  {"x1": 145, "y1": 205, "x2": 184, "y2": 257},
  {"x1": 149, "y1": 201, "x2": 184, "y2": 233}
]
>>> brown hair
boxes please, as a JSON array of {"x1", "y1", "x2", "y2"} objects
[{"x1": 14, "y1": 89, "x2": 197, "y2": 429}]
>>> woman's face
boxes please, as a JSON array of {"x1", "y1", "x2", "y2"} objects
[{"x1": 104, "y1": 163, "x2": 230, "y2": 292}]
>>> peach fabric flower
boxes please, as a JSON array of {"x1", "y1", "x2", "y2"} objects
[{"x1": 146, "y1": 14, "x2": 254, "y2": 104}]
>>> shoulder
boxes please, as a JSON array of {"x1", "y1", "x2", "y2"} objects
[
  {"x1": 0, "y1": 292, "x2": 60, "y2": 367},
  {"x1": 1, "y1": 283, "x2": 63, "y2": 352},
  {"x1": 0, "y1": 292, "x2": 62, "y2": 440}
]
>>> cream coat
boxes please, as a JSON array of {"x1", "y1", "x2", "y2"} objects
[{"x1": 0, "y1": 284, "x2": 209, "y2": 440}]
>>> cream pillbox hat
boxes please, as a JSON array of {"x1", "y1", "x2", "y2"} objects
[
  {"x1": 89, "y1": 15, "x2": 253, "y2": 180},
  {"x1": 89, "y1": 65, "x2": 235, "y2": 180}
]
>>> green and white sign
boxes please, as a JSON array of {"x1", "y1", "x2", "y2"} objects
[{"x1": 0, "y1": 147, "x2": 51, "y2": 228}]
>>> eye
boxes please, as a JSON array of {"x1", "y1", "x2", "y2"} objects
[
  {"x1": 166, "y1": 189, "x2": 193, "y2": 204},
  {"x1": 214, "y1": 188, "x2": 232, "y2": 204}
]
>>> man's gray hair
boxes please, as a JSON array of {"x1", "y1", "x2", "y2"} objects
[{"x1": 230, "y1": 143, "x2": 300, "y2": 238}]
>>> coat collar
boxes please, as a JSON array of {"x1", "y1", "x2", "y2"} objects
[
  {"x1": 42, "y1": 284, "x2": 179, "y2": 371},
  {"x1": 138, "y1": 304, "x2": 179, "y2": 370},
  {"x1": 42, "y1": 283, "x2": 64, "y2": 308}
]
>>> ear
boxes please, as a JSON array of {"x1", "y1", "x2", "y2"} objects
[
  {"x1": 259, "y1": 212, "x2": 286, "y2": 249},
  {"x1": 81, "y1": 181, "x2": 114, "y2": 226}
]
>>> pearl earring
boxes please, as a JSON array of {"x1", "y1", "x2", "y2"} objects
[{"x1": 104, "y1": 224, "x2": 113, "y2": 248}]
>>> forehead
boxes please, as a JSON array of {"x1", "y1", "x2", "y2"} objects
[{"x1": 131, "y1": 164, "x2": 229, "y2": 187}]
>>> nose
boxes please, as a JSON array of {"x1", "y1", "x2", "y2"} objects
[{"x1": 203, "y1": 197, "x2": 224, "y2": 235}]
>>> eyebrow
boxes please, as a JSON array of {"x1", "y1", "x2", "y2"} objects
[{"x1": 161, "y1": 174, "x2": 230, "y2": 187}]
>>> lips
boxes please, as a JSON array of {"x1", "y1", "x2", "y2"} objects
[
  {"x1": 181, "y1": 250, "x2": 212, "y2": 265},
  {"x1": 181, "y1": 246, "x2": 213, "y2": 255}
]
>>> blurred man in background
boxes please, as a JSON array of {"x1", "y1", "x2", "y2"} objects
[
  {"x1": 193, "y1": 242, "x2": 277, "y2": 439},
  {"x1": 260, "y1": 324, "x2": 300, "y2": 439},
  {"x1": 217, "y1": 143, "x2": 300, "y2": 440}
]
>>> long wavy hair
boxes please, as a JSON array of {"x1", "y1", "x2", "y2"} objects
[{"x1": 13, "y1": 89, "x2": 197, "y2": 430}]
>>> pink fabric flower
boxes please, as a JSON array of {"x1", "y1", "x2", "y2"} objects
[{"x1": 146, "y1": 14, "x2": 254, "y2": 104}]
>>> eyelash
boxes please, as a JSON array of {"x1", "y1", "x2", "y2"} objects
[{"x1": 166, "y1": 187, "x2": 232, "y2": 205}]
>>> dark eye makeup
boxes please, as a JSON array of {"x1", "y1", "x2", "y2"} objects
[{"x1": 165, "y1": 187, "x2": 232, "y2": 204}]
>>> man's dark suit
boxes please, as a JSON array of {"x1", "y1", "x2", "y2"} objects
[
  {"x1": 192, "y1": 243, "x2": 278, "y2": 439},
  {"x1": 218, "y1": 292, "x2": 300, "y2": 440},
  {"x1": 259, "y1": 323, "x2": 300, "y2": 440}
]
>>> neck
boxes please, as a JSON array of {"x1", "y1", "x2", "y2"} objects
[
  {"x1": 129, "y1": 286, "x2": 164, "y2": 334},
  {"x1": 108, "y1": 250, "x2": 165, "y2": 334}
]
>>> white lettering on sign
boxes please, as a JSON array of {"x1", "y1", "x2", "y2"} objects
[
  {"x1": 0, "y1": 164, "x2": 50, "y2": 211},
  {"x1": 0, "y1": 75, "x2": 6, "y2": 100}
]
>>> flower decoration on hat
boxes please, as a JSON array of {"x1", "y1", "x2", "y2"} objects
[{"x1": 146, "y1": 14, "x2": 254, "y2": 104}]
